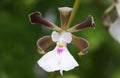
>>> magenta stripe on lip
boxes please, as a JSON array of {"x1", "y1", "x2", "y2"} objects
[{"x1": 57, "y1": 48, "x2": 63, "y2": 54}]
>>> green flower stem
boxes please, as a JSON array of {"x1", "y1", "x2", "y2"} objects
[{"x1": 68, "y1": 0, "x2": 80, "y2": 27}]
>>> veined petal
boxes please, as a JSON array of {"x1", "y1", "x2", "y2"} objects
[
  {"x1": 58, "y1": 7, "x2": 72, "y2": 30},
  {"x1": 37, "y1": 36, "x2": 55, "y2": 54},
  {"x1": 29, "y1": 12, "x2": 61, "y2": 31},
  {"x1": 67, "y1": 15, "x2": 95, "y2": 32},
  {"x1": 71, "y1": 35, "x2": 89, "y2": 57}
]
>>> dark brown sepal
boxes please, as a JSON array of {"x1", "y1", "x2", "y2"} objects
[
  {"x1": 37, "y1": 36, "x2": 55, "y2": 54},
  {"x1": 29, "y1": 12, "x2": 61, "y2": 31},
  {"x1": 67, "y1": 15, "x2": 96, "y2": 32}
]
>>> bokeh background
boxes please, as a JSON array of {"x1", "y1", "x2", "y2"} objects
[{"x1": 0, "y1": 0, "x2": 120, "y2": 78}]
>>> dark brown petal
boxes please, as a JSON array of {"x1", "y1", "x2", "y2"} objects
[
  {"x1": 102, "y1": 13, "x2": 112, "y2": 26},
  {"x1": 67, "y1": 15, "x2": 96, "y2": 32},
  {"x1": 58, "y1": 7, "x2": 72, "y2": 30},
  {"x1": 37, "y1": 36, "x2": 55, "y2": 54},
  {"x1": 102, "y1": 4, "x2": 116, "y2": 26},
  {"x1": 29, "y1": 12, "x2": 61, "y2": 31},
  {"x1": 71, "y1": 35, "x2": 89, "y2": 57}
]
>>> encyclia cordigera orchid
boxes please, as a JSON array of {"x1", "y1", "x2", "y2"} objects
[{"x1": 29, "y1": 7, "x2": 95, "y2": 75}]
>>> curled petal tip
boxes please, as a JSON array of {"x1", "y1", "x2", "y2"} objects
[
  {"x1": 37, "y1": 49, "x2": 46, "y2": 55},
  {"x1": 78, "y1": 52, "x2": 85, "y2": 58},
  {"x1": 78, "y1": 50, "x2": 88, "y2": 58},
  {"x1": 90, "y1": 15, "x2": 96, "y2": 28},
  {"x1": 78, "y1": 52, "x2": 85, "y2": 55},
  {"x1": 29, "y1": 12, "x2": 42, "y2": 24},
  {"x1": 86, "y1": 15, "x2": 96, "y2": 28}
]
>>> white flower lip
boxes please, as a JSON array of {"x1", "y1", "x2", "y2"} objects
[
  {"x1": 37, "y1": 45, "x2": 79, "y2": 75},
  {"x1": 109, "y1": 17, "x2": 120, "y2": 43},
  {"x1": 58, "y1": 7, "x2": 72, "y2": 12},
  {"x1": 37, "y1": 31, "x2": 79, "y2": 75}
]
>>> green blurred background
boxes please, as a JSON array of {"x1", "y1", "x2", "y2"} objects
[{"x1": 0, "y1": 0, "x2": 120, "y2": 78}]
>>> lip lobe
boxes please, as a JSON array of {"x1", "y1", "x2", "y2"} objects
[{"x1": 57, "y1": 48, "x2": 64, "y2": 54}]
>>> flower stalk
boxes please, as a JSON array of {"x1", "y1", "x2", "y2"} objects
[{"x1": 68, "y1": 0, "x2": 80, "y2": 27}]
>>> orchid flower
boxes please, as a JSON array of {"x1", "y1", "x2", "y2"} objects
[
  {"x1": 29, "y1": 7, "x2": 95, "y2": 75},
  {"x1": 103, "y1": 0, "x2": 120, "y2": 43},
  {"x1": 109, "y1": 0, "x2": 120, "y2": 43},
  {"x1": 109, "y1": 17, "x2": 120, "y2": 43}
]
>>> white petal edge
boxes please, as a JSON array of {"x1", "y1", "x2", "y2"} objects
[
  {"x1": 51, "y1": 31, "x2": 60, "y2": 42},
  {"x1": 37, "y1": 49, "x2": 59, "y2": 72},
  {"x1": 59, "y1": 47, "x2": 79, "y2": 75},
  {"x1": 37, "y1": 46, "x2": 79, "y2": 75},
  {"x1": 109, "y1": 17, "x2": 120, "y2": 43},
  {"x1": 58, "y1": 7, "x2": 72, "y2": 12}
]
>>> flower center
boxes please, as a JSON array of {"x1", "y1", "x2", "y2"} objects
[
  {"x1": 57, "y1": 48, "x2": 63, "y2": 54},
  {"x1": 57, "y1": 43, "x2": 64, "y2": 47}
]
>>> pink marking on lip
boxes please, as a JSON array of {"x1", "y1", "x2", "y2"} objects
[{"x1": 57, "y1": 48, "x2": 63, "y2": 54}]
